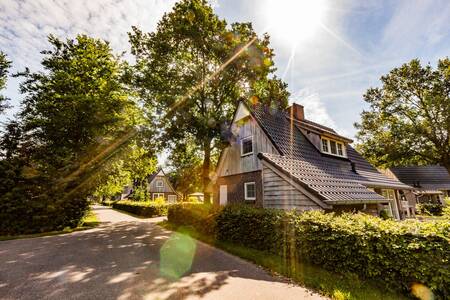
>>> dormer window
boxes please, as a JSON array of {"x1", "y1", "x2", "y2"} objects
[
  {"x1": 337, "y1": 143, "x2": 343, "y2": 156},
  {"x1": 321, "y1": 137, "x2": 346, "y2": 158},
  {"x1": 241, "y1": 136, "x2": 253, "y2": 156},
  {"x1": 321, "y1": 139, "x2": 329, "y2": 152}
]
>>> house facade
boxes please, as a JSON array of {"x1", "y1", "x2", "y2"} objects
[
  {"x1": 214, "y1": 101, "x2": 412, "y2": 219},
  {"x1": 146, "y1": 169, "x2": 179, "y2": 203},
  {"x1": 387, "y1": 165, "x2": 450, "y2": 205}
]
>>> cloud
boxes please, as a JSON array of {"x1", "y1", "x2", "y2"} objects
[
  {"x1": 0, "y1": 0, "x2": 178, "y2": 118},
  {"x1": 289, "y1": 88, "x2": 350, "y2": 137}
]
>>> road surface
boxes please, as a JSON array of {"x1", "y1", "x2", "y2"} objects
[{"x1": 0, "y1": 205, "x2": 326, "y2": 300}]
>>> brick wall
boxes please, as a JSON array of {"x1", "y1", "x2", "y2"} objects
[{"x1": 214, "y1": 171, "x2": 263, "y2": 207}]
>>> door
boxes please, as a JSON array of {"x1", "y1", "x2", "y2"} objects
[{"x1": 219, "y1": 185, "x2": 227, "y2": 205}]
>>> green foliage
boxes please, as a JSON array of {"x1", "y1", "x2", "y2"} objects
[
  {"x1": 441, "y1": 197, "x2": 450, "y2": 218},
  {"x1": 112, "y1": 200, "x2": 171, "y2": 217},
  {"x1": 168, "y1": 204, "x2": 450, "y2": 298},
  {"x1": 167, "y1": 203, "x2": 219, "y2": 236},
  {"x1": 0, "y1": 51, "x2": 11, "y2": 112},
  {"x1": 1, "y1": 35, "x2": 144, "y2": 234},
  {"x1": 167, "y1": 139, "x2": 203, "y2": 198},
  {"x1": 129, "y1": 0, "x2": 289, "y2": 200},
  {"x1": 355, "y1": 58, "x2": 450, "y2": 172},
  {"x1": 416, "y1": 202, "x2": 443, "y2": 216}
]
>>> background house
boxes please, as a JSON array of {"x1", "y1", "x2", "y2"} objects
[
  {"x1": 146, "y1": 169, "x2": 179, "y2": 203},
  {"x1": 388, "y1": 165, "x2": 450, "y2": 205},
  {"x1": 214, "y1": 101, "x2": 412, "y2": 219}
]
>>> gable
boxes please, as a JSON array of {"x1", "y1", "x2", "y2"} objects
[
  {"x1": 148, "y1": 170, "x2": 177, "y2": 193},
  {"x1": 216, "y1": 103, "x2": 279, "y2": 177}
]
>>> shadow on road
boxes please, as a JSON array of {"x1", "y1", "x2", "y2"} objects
[{"x1": 0, "y1": 215, "x2": 285, "y2": 299}]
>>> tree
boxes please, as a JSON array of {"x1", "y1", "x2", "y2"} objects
[
  {"x1": 167, "y1": 138, "x2": 203, "y2": 199},
  {"x1": 355, "y1": 58, "x2": 450, "y2": 173},
  {"x1": 0, "y1": 35, "x2": 153, "y2": 234},
  {"x1": 129, "y1": 0, "x2": 288, "y2": 202},
  {"x1": 0, "y1": 51, "x2": 12, "y2": 113}
]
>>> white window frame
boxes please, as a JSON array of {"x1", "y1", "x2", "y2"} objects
[
  {"x1": 240, "y1": 136, "x2": 253, "y2": 157},
  {"x1": 321, "y1": 137, "x2": 346, "y2": 158},
  {"x1": 244, "y1": 182, "x2": 256, "y2": 200},
  {"x1": 167, "y1": 195, "x2": 177, "y2": 203},
  {"x1": 152, "y1": 193, "x2": 164, "y2": 201},
  {"x1": 155, "y1": 179, "x2": 164, "y2": 188}
]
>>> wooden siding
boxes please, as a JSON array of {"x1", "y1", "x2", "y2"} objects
[
  {"x1": 148, "y1": 175, "x2": 175, "y2": 193},
  {"x1": 218, "y1": 117, "x2": 278, "y2": 176},
  {"x1": 262, "y1": 165, "x2": 322, "y2": 211}
]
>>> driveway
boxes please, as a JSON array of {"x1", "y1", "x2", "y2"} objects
[{"x1": 0, "y1": 205, "x2": 326, "y2": 300}]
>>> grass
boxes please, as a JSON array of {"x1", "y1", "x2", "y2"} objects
[
  {"x1": 0, "y1": 208, "x2": 100, "y2": 241},
  {"x1": 159, "y1": 221, "x2": 409, "y2": 300}
]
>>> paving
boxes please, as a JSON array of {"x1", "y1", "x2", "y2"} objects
[{"x1": 0, "y1": 205, "x2": 327, "y2": 300}]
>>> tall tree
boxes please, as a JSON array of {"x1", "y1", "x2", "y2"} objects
[
  {"x1": 129, "y1": 0, "x2": 288, "y2": 202},
  {"x1": 167, "y1": 138, "x2": 203, "y2": 199},
  {"x1": 1, "y1": 35, "x2": 153, "y2": 234},
  {"x1": 0, "y1": 51, "x2": 12, "y2": 113},
  {"x1": 355, "y1": 58, "x2": 450, "y2": 173}
]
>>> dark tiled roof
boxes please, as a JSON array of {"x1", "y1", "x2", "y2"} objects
[
  {"x1": 259, "y1": 153, "x2": 388, "y2": 203},
  {"x1": 390, "y1": 166, "x2": 450, "y2": 191},
  {"x1": 247, "y1": 103, "x2": 411, "y2": 204}
]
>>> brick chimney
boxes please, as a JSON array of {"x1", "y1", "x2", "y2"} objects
[{"x1": 287, "y1": 103, "x2": 305, "y2": 120}]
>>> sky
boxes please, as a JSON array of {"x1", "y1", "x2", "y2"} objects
[{"x1": 1, "y1": 0, "x2": 449, "y2": 140}]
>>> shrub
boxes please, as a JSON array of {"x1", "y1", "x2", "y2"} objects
[
  {"x1": 167, "y1": 203, "x2": 220, "y2": 236},
  {"x1": 416, "y1": 203, "x2": 443, "y2": 216},
  {"x1": 168, "y1": 204, "x2": 450, "y2": 298},
  {"x1": 112, "y1": 200, "x2": 171, "y2": 217},
  {"x1": 442, "y1": 197, "x2": 450, "y2": 218}
]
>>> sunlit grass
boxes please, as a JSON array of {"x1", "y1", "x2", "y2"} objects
[
  {"x1": 0, "y1": 208, "x2": 100, "y2": 241},
  {"x1": 159, "y1": 221, "x2": 408, "y2": 300}
]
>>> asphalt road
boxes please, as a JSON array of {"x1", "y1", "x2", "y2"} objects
[{"x1": 0, "y1": 205, "x2": 326, "y2": 300}]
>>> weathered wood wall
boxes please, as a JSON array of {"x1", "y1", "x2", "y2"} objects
[
  {"x1": 262, "y1": 164, "x2": 321, "y2": 211},
  {"x1": 218, "y1": 117, "x2": 278, "y2": 177},
  {"x1": 148, "y1": 175, "x2": 175, "y2": 193}
]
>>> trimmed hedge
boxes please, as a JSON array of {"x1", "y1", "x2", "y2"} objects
[
  {"x1": 112, "y1": 200, "x2": 171, "y2": 217},
  {"x1": 168, "y1": 204, "x2": 450, "y2": 298}
]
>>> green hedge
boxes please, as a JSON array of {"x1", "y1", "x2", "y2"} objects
[
  {"x1": 168, "y1": 204, "x2": 450, "y2": 298},
  {"x1": 112, "y1": 201, "x2": 171, "y2": 217},
  {"x1": 167, "y1": 203, "x2": 219, "y2": 236}
]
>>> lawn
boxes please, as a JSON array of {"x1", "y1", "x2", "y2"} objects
[
  {"x1": 159, "y1": 221, "x2": 408, "y2": 300},
  {"x1": 0, "y1": 208, "x2": 100, "y2": 241}
]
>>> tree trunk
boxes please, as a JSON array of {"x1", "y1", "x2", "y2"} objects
[{"x1": 202, "y1": 138, "x2": 212, "y2": 204}]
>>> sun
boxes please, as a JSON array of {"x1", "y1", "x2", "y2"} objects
[{"x1": 263, "y1": 0, "x2": 326, "y2": 45}]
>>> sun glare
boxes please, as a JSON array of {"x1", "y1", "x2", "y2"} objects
[{"x1": 264, "y1": 0, "x2": 326, "y2": 45}]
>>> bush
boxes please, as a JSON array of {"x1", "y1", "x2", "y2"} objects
[
  {"x1": 416, "y1": 203, "x2": 443, "y2": 216},
  {"x1": 167, "y1": 203, "x2": 220, "y2": 236},
  {"x1": 168, "y1": 204, "x2": 450, "y2": 298},
  {"x1": 112, "y1": 200, "x2": 171, "y2": 217}
]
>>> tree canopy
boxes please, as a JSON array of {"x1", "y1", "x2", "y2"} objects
[
  {"x1": 0, "y1": 51, "x2": 12, "y2": 113},
  {"x1": 129, "y1": 0, "x2": 289, "y2": 201},
  {"x1": 0, "y1": 35, "x2": 156, "y2": 234},
  {"x1": 355, "y1": 58, "x2": 450, "y2": 173}
]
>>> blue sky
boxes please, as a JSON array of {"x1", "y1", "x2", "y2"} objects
[{"x1": 1, "y1": 0, "x2": 449, "y2": 139}]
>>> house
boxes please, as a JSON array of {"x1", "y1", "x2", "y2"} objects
[
  {"x1": 146, "y1": 169, "x2": 179, "y2": 203},
  {"x1": 213, "y1": 101, "x2": 412, "y2": 219},
  {"x1": 387, "y1": 165, "x2": 450, "y2": 206},
  {"x1": 120, "y1": 168, "x2": 179, "y2": 202}
]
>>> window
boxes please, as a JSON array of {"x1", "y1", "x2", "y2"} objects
[
  {"x1": 321, "y1": 139, "x2": 329, "y2": 152},
  {"x1": 168, "y1": 195, "x2": 177, "y2": 203},
  {"x1": 156, "y1": 180, "x2": 164, "y2": 188},
  {"x1": 153, "y1": 193, "x2": 164, "y2": 201},
  {"x1": 241, "y1": 136, "x2": 253, "y2": 156},
  {"x1": 337, "y1": 143, "x2": 343, "y2": 156},
  {"x1": 244, "y1": 182, "x2": 256, "y2": 200},
  {"x1": 321, "y1": 137, "x2": 346, "y2": 157},
  {"x1": 330, "y1": 140, "x2": 337, "y2": 155}
]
